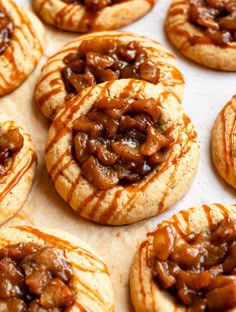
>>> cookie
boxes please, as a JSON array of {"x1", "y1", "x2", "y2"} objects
[
  {"x1": 33, "y1": 0, "x2": 156, "y2": 32},
  {"x1": 0, "y1": 225, "x2": 114, "y2": 311},
  {"x1": 0, "y1": 113, "x2": 36, "y2": 225},
  {"x1": 165, "y1": 0, "x2": 236, "y2": 71},
  {"x1": 35, "y1": 30, "x2": 185, "y2": 120},
  {"x1": 130, "y1": 203, "x2": 236, "y2": 311},
  {"x1": 45, "y1": 79, "x2": 199, "y2": 225},
  {"x1": 211, "y1": 95, "x2": 236, "y2": 188},
  {"x1": 0, "y1": 0, "x2": 44, "y2": 96}
]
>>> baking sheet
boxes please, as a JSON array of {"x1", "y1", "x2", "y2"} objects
[{"x1": 1, "y1": 0, "x2": 236, "y2": 311}]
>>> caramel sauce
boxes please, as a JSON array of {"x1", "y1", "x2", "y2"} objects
[
  {"x1": 67, "y1": 169, "x2": 82, "y2": 206},
  {"x1": 16, "y1": 226, "x2": 109, "y2": 274},
  {"x1": 37, "y1": 87, "x2": 63, "y2": 107},
  {"x1": 98, "y1": 189, "x2": 123, "y2": 224},
  {"x1": 0, "y1": 150, "x2": 36, "y2": 202},
  {"x1": 88, "y1": 191, "x2": 107, "y2": 220},
  {"x1": 75, "y1": 192, "x2": 96, "y2": 214},
  {"x1": 138, "y1": 240, "x2": 155, "y2": 309},
  {"x1": 220, "y1": 101, "x2": 236, "y2": 176},
  {"x1": 48, "y1": 150, "x2": 70, "y2": 181},
  {"x1": 73, "y1": 274, "x2": 108, "y2": 305}
]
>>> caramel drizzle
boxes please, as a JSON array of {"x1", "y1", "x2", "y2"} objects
[
  {"x1": 138, "y1": 240, "x2": 156, "y2": 310},
  {"x1": 0, "y1": 150, "x2": 36, "y2": 202},
  {"x1": 220, "y1": 99, "x2": 236, "y2": 180},
  {"x1": 72, "y1": 274, "x2": 108, "y2": 305},
  {"x1": 46, "y1": 80, "x2": 197, "y2": 224},
  {"x1": 15, "y1": 226, "x2": 109, "y2": 274},
  {"x1": 37, "y1": 0, "x2": 155, "y2": 31},
  {"x1": 137, "y1": 239, "x2": 181, "y2": 311},
  {"x1": 14, "y1": 226, "x2": 111, "y2": 310},
  {"x1": 161, "y1": 203, "x2": 230, "y2": 237},
  {"x1": 36, "y1": 33, "x2": 184, "y2": 114}
]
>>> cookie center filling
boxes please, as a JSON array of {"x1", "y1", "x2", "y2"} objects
[
  {"x1": 189, "y1": 0, "x2": 236, "y2": 45},
  {"x1": 72, "y1": 97, "x2": 172, "y2": 189},
  {"x1": 0, "y1": 242, "x2": 75, "y2": 311},
  {"x1": 0, "y1": 127, "x2": 24, "y2": 177},
  {"x1": 0, "y1": 9, "x2": 13, "y2": 54},
  {"x1": 61, "y1": 38, "x2": 160, "y2": 101},
  {"x1": 61, "y1": 0, "x2": 126, "y2": 12},
  {"x1": 152, "y1": 217, "x2": 236, "y2": 311}
]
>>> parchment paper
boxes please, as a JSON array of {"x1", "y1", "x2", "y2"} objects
[{"x1": 1, "y1": 0, "x2": 236, "y2": 311}]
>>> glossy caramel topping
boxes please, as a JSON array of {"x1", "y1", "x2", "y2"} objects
[
  {"x1": 153, "y1": 217, "x2": 236, "y2": 311},
  {"x1": 73, "y1": 97, "x2": 173, "y2": 189},
  {"x1": 61, "y1": 0, "x2": 126, "y2": 12},
  {"x1": 0, "y1": 9, "x2": 13, "y2": 54},
  {"x1": 61, "y1": 38, "x2": 160, "y2": 101},
  {"x1": 189, "y1": 0, "x2": 236, "y2": 45},
  {"x1": 0, "y1": 127, "x2": 24, "y2": 177},
  {"x1": 0, "y1": 242, "x2": 74, "y2": 311}
]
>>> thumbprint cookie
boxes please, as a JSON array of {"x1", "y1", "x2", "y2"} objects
[
  {"x1": 35, "y1": 31, "x2": 184, "y2": 120},
  {"x1": 165, "y1": 0, "x2": 236, "y2": 71},
  {"x1": 0, "y1": 0, "x2": 44, "y2": 96},
  {"x1": 33, "y1": 0, "x2": 156, "y2": 32},
  {"x1": 211, "y1": 95, "x2": 236, "y2": 188},
  {"x1": 130, "y1": 203, "x2": 236, "y2": 311},
  {"x1": 45, "y1": 79, "x2": 199, "y2": 225},
  {"x1": 0, "y1": 226, "x2": 114, "y2": 311},
  {"x1": 0, "y1": 113, "x2": 36, "y2": 225}
]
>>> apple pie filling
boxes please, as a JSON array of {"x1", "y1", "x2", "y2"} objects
[
  {"x1": 153, "y1": 217, "x2": 236, "y2": 311},
  {"x1": 189, "y1": 0, "x2": 236, "y2": 45},
  {"x1": 0, "y1": 242, "x2": 75, "y2": 311},
  {"x1": 62, "y1": 38, "x2": 160, "y2": 101},
  {"x1": 73, "y1": 96, "x2": 173, "y2": 189},
  {"x1": 0, "y1": 127, "x2": 24, "y2": 177}
]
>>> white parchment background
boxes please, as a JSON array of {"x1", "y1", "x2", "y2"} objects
[{"x1": 1, "y1": 0, "x2": 236, "y2": 311}]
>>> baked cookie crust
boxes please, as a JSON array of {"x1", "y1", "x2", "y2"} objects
[
  {"x1": 211, "y1": 95, "x2": 236, "y2": 189},
  {"x1": 130, "y1": 203, "x2": 236, "y2": 312},
  {"x1": 0, "y1": 113, "x2": 36, "y2": 225},
  {"x1": 35, "y1": 30, "x2": 185, "y2": 120},
  {"x1": 0, "y1": 0, "x2": 44, "y2": 96},
  {"x1": 165, "y1": 0, "x2": 236, "y2": 71},
  {"x1": 33, "y1": 0, "x2": 156, "y2": 32},
  {"x1": 0, "y1": 226, "x2": 114, "y2": 311},
  {"x1": 45, "y1": 79, "x2": 199, "y2": 225}
]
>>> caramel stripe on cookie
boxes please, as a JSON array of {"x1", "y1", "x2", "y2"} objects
[
  {"x1": 15, "y1": 226, "x2": 111, "y2": 311},
  {"x1": 0, "y1": 0, "x2": 44, "y2": 95},
  {"x1": 34, "y1": 0, "x2": 155, "y2": 32},
  {"x1": 220, "y1": 98, "x2": 236, "y2": 177}
]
